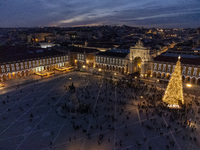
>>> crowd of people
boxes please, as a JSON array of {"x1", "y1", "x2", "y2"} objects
[{"x1": 1, "y1": 72, "x2": 200, "y2": 149}]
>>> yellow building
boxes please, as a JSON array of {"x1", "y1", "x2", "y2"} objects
[
  {"x1": 153, "y1": 53, "x2": 200, "y2": 85},
  {"x1": 0, "y1": 46, "x2": 69, "y2": 81}
]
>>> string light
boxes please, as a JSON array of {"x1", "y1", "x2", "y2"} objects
[{"x1": 162, "y1": 56, "x2": 184, "y2": 108}]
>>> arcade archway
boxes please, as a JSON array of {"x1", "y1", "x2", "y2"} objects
[
  {"x1": 191, "y1": 77, "x2": 196, "y2": 84},
  {"x1": 186, "y1": 76, "x2": 191, "y2": 83},
  {"x1": 134, "y1": 57, "x2": 141, "y2": 73},
  {"x1": 197, "y1": 78, "x2": 200, "y2": 85}
]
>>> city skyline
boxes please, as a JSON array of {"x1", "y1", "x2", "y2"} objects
[{"x1": 0, "y1": 0, "x2": 200, "y2": 28}]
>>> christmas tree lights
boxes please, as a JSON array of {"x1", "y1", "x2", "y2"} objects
[{"x1": 162, "y1": 56, "x2": 184, "y2": 108}]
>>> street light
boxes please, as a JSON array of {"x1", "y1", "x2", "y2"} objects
[
  {"x1": 82, "y1": 65, "x2": 86, "y2": 68},
  {"x1": 186, "y1": 84, "x2": 192, "y2": 87},
  {"x1": 98, "y1": 68, "x2": 101, "y2": 72}
]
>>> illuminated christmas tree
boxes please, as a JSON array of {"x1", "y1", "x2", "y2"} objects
[{"x1": 162, "y1": 56, "x2": 184, "y2": 108}]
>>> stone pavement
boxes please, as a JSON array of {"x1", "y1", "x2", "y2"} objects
[{"x1": 0, "y1": 72, "x2": 199, "y2": 150}]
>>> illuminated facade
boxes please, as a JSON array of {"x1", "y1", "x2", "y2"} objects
[
  {"x1": 153, "y1": 53, "x2": 200, "y2": 85},
  {"x1": 95, "y1": 53, "x2": 128, "y2": 73},
  {"x1": 0, "y1": 47, "x2": 69, "y2": 81},
  {"x1": 128, "y1": 40, "x2": 153, "y2": 76}
]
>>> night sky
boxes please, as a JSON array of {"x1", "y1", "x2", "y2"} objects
[{"x1": 0, "y1": 0, "x2": 200, "y2": 28}]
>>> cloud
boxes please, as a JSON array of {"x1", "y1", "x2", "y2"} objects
[{"x1": 0, "y1": 0, "x2": 200, "y2": 28}]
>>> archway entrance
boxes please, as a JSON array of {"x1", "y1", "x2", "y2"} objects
[
  {"x1": 134, "y1": 57, "x2": 141, "y2": 74},
  {"x1": 153, "y1": 72, "x2": 156, "y2": 77},
  {"x1": 197, "y1": 78, "x2": 200, "y2": 85},
  {"x1": 147, "y1": 70, "x2": 151, "y2": 77},
  {"x1": 157, "y1": 72, "x2": 161, "y2": 78},
  {"x1": 166, "y1": 73, "x2": 170, "y2": 80},
  {"x1": 3, "y1": 74, "x2": 8, "y2": 81},
  {"x1": 161, "y1": 73, "x2": 165, "y2": 79},
  {"x1": 186, "y1": 76, "x2": 191, "y2": 83},
  {"x1": 182, "y1": 76, "x2": 185, "y2": 82},
  {"x1": 191, "y1": 77, "x2": 196, "y2": 84},
  {"x1": 7, "y1": 73, "x2": 12, "y2": 79}
]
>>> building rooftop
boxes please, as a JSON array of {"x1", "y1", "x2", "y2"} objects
[
  {"x1": 96, "y1": 51, "x2": 128, "y2": 58},
  {"x1": 0, "y1": 46, "x2": 65, "y2": 64},
  {"x1": 69, "y1": 46, "x2": 99, "y2": 54},
  {"x1": 154, "y1": 55, "x2": 200, "y2": 65}
]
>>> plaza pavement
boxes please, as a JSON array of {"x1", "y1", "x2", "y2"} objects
[{"x1": 0, "y1": 71, "x2": 199, "y2": 150}]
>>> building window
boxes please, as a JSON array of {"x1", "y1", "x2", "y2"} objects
[
  {"x1": 122, "y1": 59, "x2": 124, "y2": 65},
  {"x1": 1, "y1": 65, "x2": 4, "y2": 69},
  {"x1": 158, "y1": 64, "x2": 161, "y2": 71},
  {"x1": 193, "y1": 68, "x2": 197, "y2": 76},
  {"x1": 182, "y1": 66, "x2": 186, "y2": 74},
  {"x1": 187, "y1": 67, "x2": 192, "y2": 75},
  {"x1": 16, "y1": 66, "x2": 20, "y2": 70},
  {"x1": 29, "y1": 62, "x2": 32, "y2": 68},
  {"x1": 6, "y1": 68, "x2": 10, "y2": 72},
  {"x1": 154, "y1": 63, "x2": 157, "y2": 70},
  {"x1": 101, "y1": 57, "x2": 103, "y2": 63},
  {"x1": 119, "y1": 59, "x2": 121, "y2": 66},
  {"x1": 167, "y1": 65, "x2": 171, "y2": 72},
  {"x1": 163, "y1": 64, "x2": 166, "y2": 72},
  {"x1": 2, "y1": 69, "x2": 5, "y2": 72},
  {"x1": 172, "y1": 65, "x2": 175, "y2": 72},
  {"x1": 116, "y1": 59, "x2": 118, "y2": 65},
  {"x1": 20, "y1": 63, "x2": 24, "y2": 69}
]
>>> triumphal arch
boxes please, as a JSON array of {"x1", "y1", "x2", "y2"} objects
[{"x1": 128, "y1": 40, "x2": 153, "y2": 77}]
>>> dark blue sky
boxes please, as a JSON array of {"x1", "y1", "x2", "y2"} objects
[{"x1": 0, "y1": 0, "x2": 200, "y2": 28}]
